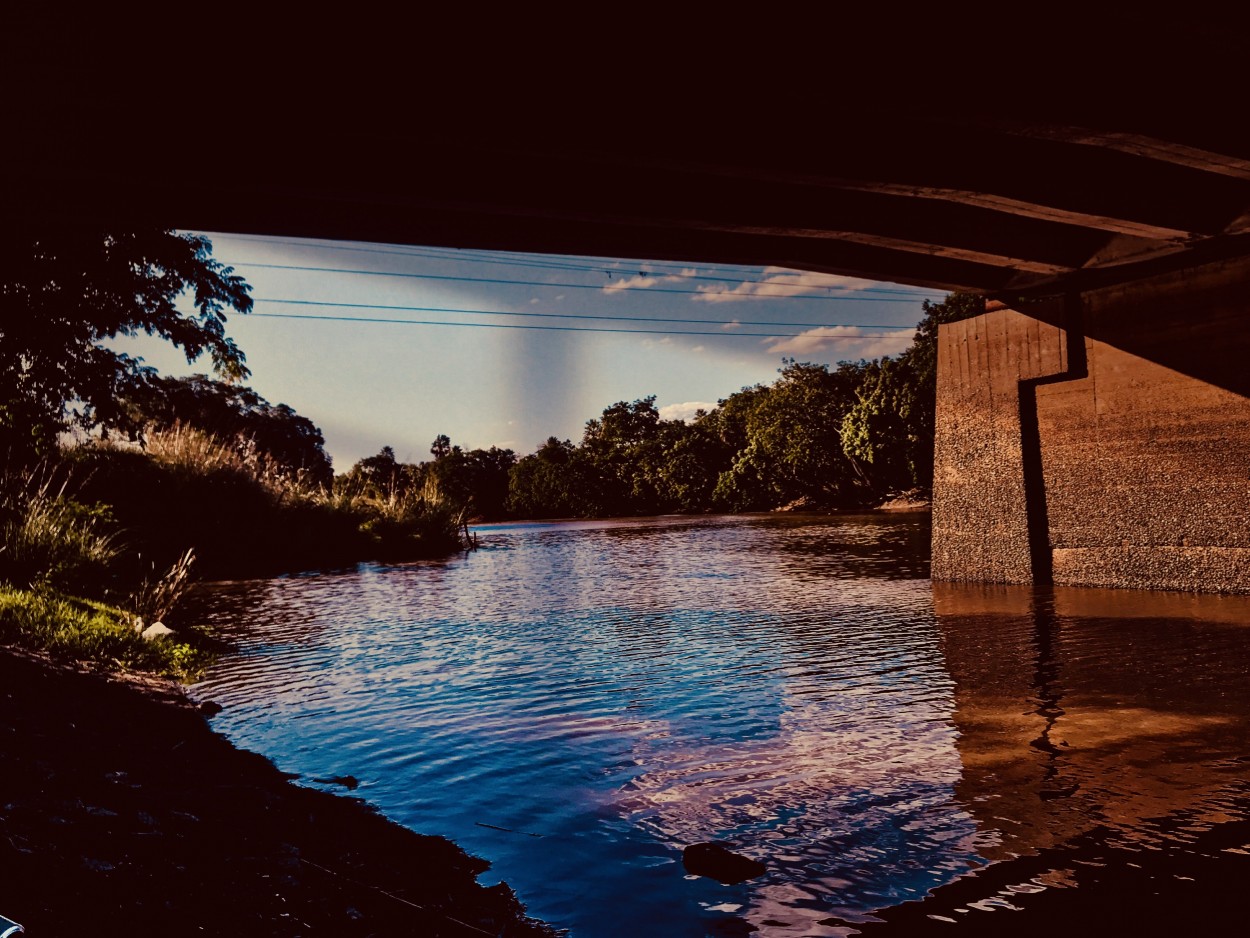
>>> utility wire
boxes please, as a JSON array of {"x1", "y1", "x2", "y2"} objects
[
  {"x1": 255, "y1": 297, "x2": 916, "y2": 330},
  {"x1": 228, "y1": 262, "x2": 937, "y2": 302},
  {"x1": 216, "y1": 233, "x2": 945, "y2": 297},
  {"x1": 250, "y1": 310, "x2": 908, "y2": 339}
]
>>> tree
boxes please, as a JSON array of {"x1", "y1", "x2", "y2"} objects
[
  {"x1": 0, "y1": 229, "x2": 253, "y2": 459},
  {"x1": 424, "y1": 444, "x2": 516, "y2": 519},
  {"x1": 430, "y1": 434, "x2": 452, "y2": 459},
  {"x1": 581, "y1": 397, "x2": 665, "y2": 514},
  {"x1": 840, "y1": 357, "x2": 922, "y2": 491},
  {"x1": 507, "y1": 437, "x2": 606, "y2": 518},
  {"x1": 720, "y1": 359, "x2": 867, "y2": 508},
  {"x1": 118, "y1": 374, "x2": 334, "y2": 488},
  {"x1": 841, "y1": 293, "x2": 984, "y2": 491}
]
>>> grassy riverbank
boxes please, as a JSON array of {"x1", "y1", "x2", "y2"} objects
[
  {"x1": 0, "y1": 649, "x2": 556, "y2": 936},
  {"x1": 0, "y1": 587, "x2": 210, "y2": 679},
  {"x1": 0, "y1": 430, "x2": 545, "y2": 934},
  {"x1": 67, "y1": 428, "x2": 466, "y2": 580}
]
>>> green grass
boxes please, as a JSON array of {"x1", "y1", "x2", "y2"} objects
[
  {"x1": 67, "y1": 429, "x2": 464, "y2": 578},
  {"x1": 0, "y1": 467, "x2": 120, "y2": 595},
  {"x1": 0, "y1": 586, "x2": 212, "y2": 681},
  {"x1": 1, "y1": 429, "x2": 466, "y2": 682}
]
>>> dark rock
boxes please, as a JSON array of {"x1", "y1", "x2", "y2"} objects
[
  {"x1": 682, "y1": 842, "x2": 767, "y2": 884},
  {"x1": 313, "y1": 775, "x2": 359, "y2": 790},
  {"x1": 198, "y1": 700, "x2": 223, "y2": 716}
]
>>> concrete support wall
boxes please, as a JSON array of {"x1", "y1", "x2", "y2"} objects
[
  {"x1": 932, "y1": 256, "x2": 1250, "y2": 593},
  {"x1": 931, "y1": 301, "x2": 1071, "y2": 584}
]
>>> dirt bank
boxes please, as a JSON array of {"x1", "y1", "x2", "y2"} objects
[{"x1": 0, "y1": 649, "x2": 557, "y2": 936}]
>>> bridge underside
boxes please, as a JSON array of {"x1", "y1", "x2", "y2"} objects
[{"x1": 13, "y1": 114, "x2": 1250, "y2": 304}]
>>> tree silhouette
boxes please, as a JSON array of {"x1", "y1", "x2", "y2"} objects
[{"x1": 0, "y1": 229, "x2": 252, "y2": 459}]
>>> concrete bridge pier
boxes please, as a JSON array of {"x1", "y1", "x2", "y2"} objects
[{"x1": 932, "y1": 255, "x2": 1250, "y2": 593}]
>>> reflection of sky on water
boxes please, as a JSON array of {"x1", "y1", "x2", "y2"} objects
[{"x1": 189, "y1": 517, "x2": 1250, "y2": 936}]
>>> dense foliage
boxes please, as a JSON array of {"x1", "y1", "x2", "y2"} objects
[
  {"x1": 0, "y1": 229, "x2": 252, "y2": 460},
  {"x1": 117, "y1": 374, "x2": 334, "y2": 489},
  {"x1": 500, "y1": 293, "x2": 984, "y2": 518},
  {"x1": 0, "y1": 231, "x2": 463, "y2": 678},
  {"x1": 339, "y1": 439, "x2": 518, "y2": 523}
]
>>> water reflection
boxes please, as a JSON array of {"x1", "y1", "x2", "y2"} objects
[
  {"x1": 859, "y1": 584, "x2": 1250, "y2": 934},
  {"x1": 188, "y1": 517, "x2": 1250, "y2": 936}
]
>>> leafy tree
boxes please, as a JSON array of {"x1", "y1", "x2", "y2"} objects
[
  {"x1": 582, "y1": 396, "x2": 662, "y2": 454},
  {"x1": 0, "y1": 229, "x2": 252, "y2": 460},
  {"x1": 507, "y1": 437, "x2": 606, "y2": 518},
  {"x1": 424, "y1": 444, "x2": 516, "y2": 520},
  {"x1": 715, "y1": 360, "x2": 867, "y2": 508},
  {"x1": 342, "y1": 446, "x2": 403, "y2": 498},
  {"x1": 841, "y1": 293, "x2": 984, "y2": 490},
  {"x1": 430, "y1": 434, "x2": 452, "y2": 459},
  {"x1": 580, "y1": 397, "x2": 668, "y2": 514},
  {"x1": 840, "y1": 357, "x2": 922, "y2": 491},
  {"x1": 649, "y1": 414, "x2": 732, "y2": 512},
  {"x1": 118, "y1": 374, "x2": 333, "y2": 487}
]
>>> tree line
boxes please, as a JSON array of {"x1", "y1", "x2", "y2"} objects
[
  {"x1": 345, "y1": 292, "x2": 983, "y2": 520},
  {"x1": 2, "y1": 227, "x2": 983, "y2": 533}
]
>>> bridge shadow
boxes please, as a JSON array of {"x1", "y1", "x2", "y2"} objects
[{"x1": 1008, "y1": 255, "x2": 1250, "y2": 400}]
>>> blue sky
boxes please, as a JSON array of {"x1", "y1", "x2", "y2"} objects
[{"x1": 113, "y1": 233, "x2": 944, "y2": 470}]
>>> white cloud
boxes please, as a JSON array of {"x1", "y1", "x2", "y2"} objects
[
  {"x1": 721, "y1": 319, "x2": 742, "y2": 331},
  {"x1": 690, "y1": 345, "x2": 705, "y2": 353},
  {"x1": 659, "y1": 401, "x2": 717, "y2": 423},
  {"x1": 695, "y1": 266, "x2": 886, "y2": 303},
  {"x1": 602, "y1": 267, "x2": 699, "y2": 293},
  {"x1": 764, "y1": 325, "x2": 913, "y2": 359}
]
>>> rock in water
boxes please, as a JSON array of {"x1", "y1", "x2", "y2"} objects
[
  {"x1": 682, "y1": 843, "x2": 767, "y2": 884},
  {"x1": 313, "y1": 775, "x2": 360, "y2": 790}
]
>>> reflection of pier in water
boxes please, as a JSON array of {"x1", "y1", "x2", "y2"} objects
[{"x1": 864, "y1": 584, "x2": 1250, "y2": 934}]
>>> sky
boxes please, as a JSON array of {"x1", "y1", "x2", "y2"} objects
[{"x1": 111, "y1": 232, "x2": 946, "y2": 470}]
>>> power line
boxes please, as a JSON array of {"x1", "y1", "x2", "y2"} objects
[
  {"x1": 227, "y1": 261, "x2": 939, "y2": 302},
  {"x1": 255, "y1": 297, "x2": 917, "y2": 330},
  {"x1": 422, "y1": 247, "x2": 944, "y2": 296},
  {"x1": 216, "y1": 233, "x2": 945, "y2": 297},
  {"x1": 249, "y1": 310, "x2": 910, "y2": 339}
]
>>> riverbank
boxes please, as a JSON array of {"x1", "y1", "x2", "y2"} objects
[{"x1": 0, "y1": 649, "x2": 556, "y2": 936}]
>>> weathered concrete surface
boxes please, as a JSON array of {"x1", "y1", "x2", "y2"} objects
[
  {"x1": 931, "y1": 301, "x2": 1070, "y2": 584},
  {"x1": 933, "y1": 256, "x2": 1250, "y2": 592}
]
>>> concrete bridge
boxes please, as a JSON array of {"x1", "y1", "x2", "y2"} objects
[{"x1": 7, "y1": 14, "x2": 1249, "y2": 591}]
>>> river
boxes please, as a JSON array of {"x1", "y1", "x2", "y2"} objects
[{"x1": 187, "y1": 513, "x2": 1250, "y2": 936}]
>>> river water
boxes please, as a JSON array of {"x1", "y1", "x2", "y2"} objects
[{"x1": 188, "y1": 514, "x2": 1250, "y2": 936}]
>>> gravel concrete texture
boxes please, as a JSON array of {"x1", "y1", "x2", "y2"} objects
[{"x1": 932, "y1": 255, "x2": 1250, "y2": 593}]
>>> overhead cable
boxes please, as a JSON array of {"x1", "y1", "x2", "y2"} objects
[{"x1": 254, "y1": 297, "x2": 916, "y2": 330}]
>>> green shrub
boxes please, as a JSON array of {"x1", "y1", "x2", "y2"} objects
[
  {"x1": 0, "y1": 468, "x2": 120, "y2": 596},
  {"x1": 0, "y1": 586, "x2": 212, "y2": 681}
]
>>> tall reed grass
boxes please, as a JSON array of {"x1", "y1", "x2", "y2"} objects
[
  {"x1": 72, "y1": 425, "x2": 464, "y2": 576},
  {"x1": 128, "y1": 547, "x2": 197, "y2": 628},
  {"x1": 0, "y1": 466, "x2": 120, "y2": 595},
  {"x1": 142, "y1": 424, "x2": 324, "y2": 504}
]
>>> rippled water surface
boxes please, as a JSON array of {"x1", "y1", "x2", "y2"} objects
[{"x1": 189, "y1": 514, "x2": 1250, "y2": 935}]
